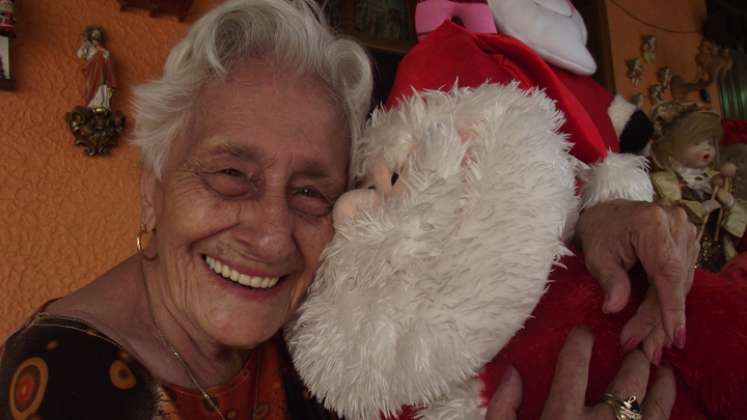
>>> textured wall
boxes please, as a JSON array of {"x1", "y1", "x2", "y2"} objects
[
  {"x1": 605, "y1": 0, "x2": 721, "y2": 113},
  {"x1": 0, "y1": 0, "x2": 221, "y2": 339}
]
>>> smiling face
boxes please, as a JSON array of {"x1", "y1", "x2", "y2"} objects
[{"x1": 141, "y1": 59, "x2": 349, "y2": 349}]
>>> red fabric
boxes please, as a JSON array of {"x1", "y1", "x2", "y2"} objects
[
  {"x1": 722, "y1": 118, "x2": 747, "y2": 146},
  {"x1": 478, "y1": 257, "x2": 747, "y2": 420},
  {"x1": 386, "y1": 21, "x2": 609, "y2": 165},
  {"x1": 160, "y1": 335, "x2": 289, "y2": 420},
  {"x1": 551, "y1": 66, "x2": 619, "y2": 152},
  {"x1": 394, "y1": 257, "x2": 747, "y2": 419}
]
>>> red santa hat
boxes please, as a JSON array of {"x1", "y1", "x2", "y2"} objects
[{"x1": 385, "y1": 21, "x2": 653, "y2": 208}]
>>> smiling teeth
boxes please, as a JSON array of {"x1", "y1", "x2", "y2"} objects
[{"x1": 204, "y1": 256, "x2": 280, "y2": 289}]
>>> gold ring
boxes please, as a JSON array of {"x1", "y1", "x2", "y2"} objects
[{"x1": 602, "y1": 393, "x2": 642, "y2": 420}]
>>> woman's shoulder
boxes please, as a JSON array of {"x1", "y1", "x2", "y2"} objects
[{"x1": 0, "y1": 315, "x2": 159, "y2": 420}]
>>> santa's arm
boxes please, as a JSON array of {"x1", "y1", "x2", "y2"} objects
[{"x1": 666, "y1": 269, "x2": 747, "y2": 419}]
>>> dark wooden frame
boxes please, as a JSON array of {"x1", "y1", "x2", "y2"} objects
[
  {"x1": 325, "y1": 0, "x2": 418, "y2": 55},
  {"x1": 0, "y1": 36, "x2": 14, "y2": 90},
  {"x1": 574, "y1": 0, "x2": 615, "y2": 92}
]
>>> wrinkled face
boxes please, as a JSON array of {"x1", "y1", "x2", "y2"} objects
[
  {"x1": 142, "y1": 60, "x2": 349, "y2": 349},
  {"x1": 678, "y1": 137, "x2": 716, "y2": 169}
]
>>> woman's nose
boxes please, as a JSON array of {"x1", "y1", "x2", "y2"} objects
[{"x1": 234, "y1": 196, "x2": 297, "y2": 263}]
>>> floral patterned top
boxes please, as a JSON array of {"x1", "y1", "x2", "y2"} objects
[{"x1": 0, "y1": 314, "x2": 336, "y2": 420}]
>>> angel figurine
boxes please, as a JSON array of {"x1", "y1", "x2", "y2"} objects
[
  {"x1": 77, "y1": 25, "x2": 117, "y2": 110},
  {"x1": 641, "y1": 34, "x2": 656, "y2": 63},
  {"x1": 626, "y1": 58, "x2": 643, "y2": 87},
  {"x1": 651, "y1": 110, "x2": 746, "y2": 271}
]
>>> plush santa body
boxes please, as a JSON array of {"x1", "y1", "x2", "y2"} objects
[{"x1": 285, "y1": 6, "x2": 747, "y2": 420}]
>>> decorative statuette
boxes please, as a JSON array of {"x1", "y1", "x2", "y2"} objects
[
  {"x1": 65, "y1": 26, "x2": 125, "y2": 156},
  {"x1": 625, "y1": 58, "x2": 643, "y2": 87},
  {"x1": 641, "y1": 35, "x2": 656, "y2": 63}
]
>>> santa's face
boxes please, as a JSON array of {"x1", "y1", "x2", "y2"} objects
[{"x1": 678, "y1": 138, "x2": 715, "y2": 169}]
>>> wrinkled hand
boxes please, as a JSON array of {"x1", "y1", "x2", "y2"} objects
[
  {"x1": 716, "y1": 189, "x2": 735, "y2": 209},
  {"x1": 703, "y1": 199, "x2": 721, "y2": 214},
  {"x1": 575, "y1": 200, "x2": 699, "y2": 364},
  {"x1": 486, "y1": 328, "x2": 676, "y2": 420}
]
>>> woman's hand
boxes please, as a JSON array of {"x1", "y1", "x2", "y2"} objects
[
  {"x1": 703, "y1": 199, "x2": 721, "y2": 214},
  {"x1": 716, "y1": 189, "x2": 735, "y2": 209},
  {"x1": 575, "y1": 200, "x2": 699, "y2": 364},
  {"x1": 486, "y1": 328, "x2": 676, "y2": 420}
]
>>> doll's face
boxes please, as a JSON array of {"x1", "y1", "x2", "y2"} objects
[{"x1": 677, "y1": 137, "x2": 716, "y2": 169}]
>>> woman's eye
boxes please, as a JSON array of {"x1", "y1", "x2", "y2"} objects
[
  {"x1": 291, "y1": 186, "x2": 332, "y2": 217},
  {"x1": 220, "y1": 168, "x2": 244, "y2": 177},
  {"x1": 203, "y1": 169, "x2": 255, "y2": 197}
]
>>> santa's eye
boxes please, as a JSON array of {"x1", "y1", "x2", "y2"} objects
[{"x1": 391, "y1": 172, "x2": 399, "y2": 185}]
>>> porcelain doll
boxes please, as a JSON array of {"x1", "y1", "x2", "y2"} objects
[{"x1": 651, "y1": 110, "x2": 746, "y2": 271}]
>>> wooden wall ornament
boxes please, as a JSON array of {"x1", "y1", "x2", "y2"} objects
[
  {"x1": 65, "y1": 26, "x2": 126, "y2": 156},
  {"x1": 625, "y1": 57, "x2": 643, "y2": 87},
  {"x1": 641, "y1": 34, "x2": 656, "y2": 63},
  {"x1": 670, "y1": 38, "x2": 735, "y2": 104},
  {"x1": 117, "y1": 0, "x2": 194, "y2": 22}
]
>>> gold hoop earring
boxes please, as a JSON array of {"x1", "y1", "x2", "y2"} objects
[{"x1": 136, "y1": 224, "x2": 158, "y2": 261}]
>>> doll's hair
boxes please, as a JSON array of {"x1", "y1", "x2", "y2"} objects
[{"x1": 651, "y1": 110, "x2": 723, "y2": 170}]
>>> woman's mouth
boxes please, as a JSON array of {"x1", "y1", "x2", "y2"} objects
[{"x1": 203, "y1": 255, "x2": 280, "y2": 289}]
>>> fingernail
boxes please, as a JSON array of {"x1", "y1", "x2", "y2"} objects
[
  {"x1": 675, "y1": 326, "x2": 686, "y2": 350},
  {"x1": 622, "y1": 337, "x2": 638, "y2": 352},
  {"x1": 652, "y1": 348, "x2": 662, "y2": 366}
]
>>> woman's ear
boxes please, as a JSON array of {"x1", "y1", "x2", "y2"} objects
[{"x1": 140, "y1": 167, "x2": 159, "y2": 229}]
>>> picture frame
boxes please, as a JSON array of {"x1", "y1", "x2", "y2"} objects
[
  {"x1": 321, "y1": 0, "x2": 417, "y2": 55},
  {"x1": 0, "y1": 36, "x2": 13, "y2": 90}
]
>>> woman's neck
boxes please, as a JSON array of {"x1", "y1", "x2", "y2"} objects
[{"x1": 139, "y1": 259, "x2": 251, "y2": 389}]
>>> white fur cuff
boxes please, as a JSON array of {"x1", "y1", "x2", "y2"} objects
[
  {"x1": 608, "y1": 95, "x2": 638, "y2": 137},
  {"x1": 580, "y1": 152, "x2": 654, "y2": 209}
]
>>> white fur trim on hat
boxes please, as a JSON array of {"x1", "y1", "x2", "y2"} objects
[
  {"x1": 286, "y1": 82, "x2": 578, "y2": 420},
  {"x1": 580, "y1": 152, "x2": 654, "y2": 209},
  {"x1": 608, "y1": 95, "x2": 638, "y2": 138}
]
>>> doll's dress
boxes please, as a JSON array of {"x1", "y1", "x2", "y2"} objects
[{"x1": 652, "y1": 167, "x2": 747, "y2": 271}]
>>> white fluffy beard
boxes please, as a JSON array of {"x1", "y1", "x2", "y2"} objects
[{"x1": 286, "y1": 83, "x2": 580, "y2": 420}]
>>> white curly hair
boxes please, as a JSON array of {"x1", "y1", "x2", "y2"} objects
[{"x1": 131, "y1": 0, "x2": 373, "y2": 178}]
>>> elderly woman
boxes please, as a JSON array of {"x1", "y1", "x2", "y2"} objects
[
  {"x1": 1, "y1": 1, "x2": 370, "y2": 418},
  {"x1": 0, "y1": 1, "x2": 692, "y2": 419}
]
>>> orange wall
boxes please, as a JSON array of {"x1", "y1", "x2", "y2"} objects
[
  {"x1": 0, "y1": 0, "x2": 221, "y2": 339},
  {"x1": 605, "y1": 0, "x2": 721, "y2": 113}
]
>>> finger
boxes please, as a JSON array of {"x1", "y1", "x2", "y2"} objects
[
  {"x1": 620, "y1": 289, "x2": 661, "y2": 355},
  {"x1": 606, "y1": 350, "x2": 651, "y2": 403},
  {"x1": 640, "y1": 324, "x2": 668, "y2": 366},
  {"x1": 586, "y1": 258, "x2": 632, "y2": 314},
  {"x1": 636, "y1": 214, "x2": 686, "y2": 344},
  {"x1": 662, "y1": 207, "x2": 697, "y2": 349},
  {"x1": 485, "y1": 365, "x2": 522, "y2": 420},
  {"x1": 641, "y1": 365, "x2": 676, "y2": 420},
  {"x1": 542, "y1": 328, "x2": 593, "y2": 417}
]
